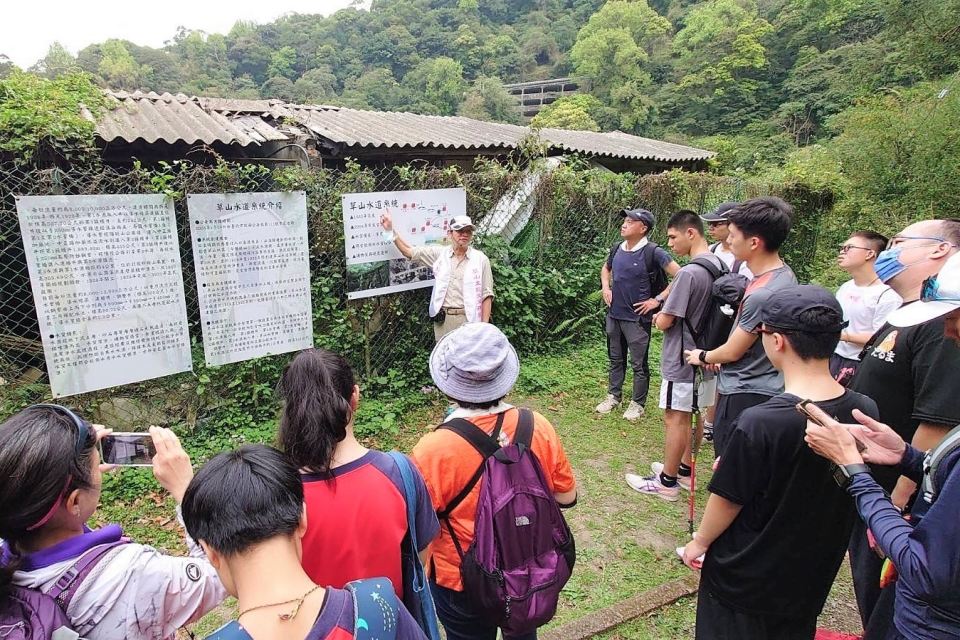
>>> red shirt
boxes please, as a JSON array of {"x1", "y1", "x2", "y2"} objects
[{"x1": 299, "y1": 450, "x2": 439, "y2": 597}]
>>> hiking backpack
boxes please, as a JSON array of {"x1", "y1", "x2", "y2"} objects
[
  {"x1": 204, "y1": 578, "x2": 401, "y2": 640},
  {"x1": 0, "y1": 541, "x2": 126, "y2": 640},
  {"x1": 437, "y1": 409, "x2": 576, "y2": 637},
  {"x1": 708, "y1": 242, "x2": 747, "y2": 275},
  {"x1": 608, "y1": 241, "x2": 669, "y2": 300},
  {"x1": 685, "y1": 256, "x2": 749, "y2": 351},
  {"x1": 921, "y1": 423, "x2": 960, "y2": 506}
]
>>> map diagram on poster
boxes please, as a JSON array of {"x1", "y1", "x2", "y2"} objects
[
  {"x1": 342, "y1": 188, "x2": 466, "y2": 300},
  {"x1": 188, "y1": 192, "x2": 313, "y2": 367},
  {"x1": 16, "y1": 194, "x2": 192, "y2": 398}
]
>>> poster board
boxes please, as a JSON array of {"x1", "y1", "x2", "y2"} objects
[
  {"x1": 188, "y1": 192, "x2": 313, "y2": 367},
  {"x1": 16, "y1": 194, "x2": 192, "y2": 397},
  {"x1": 342, "y1": 188, "x2": 467, "y2": 300}
]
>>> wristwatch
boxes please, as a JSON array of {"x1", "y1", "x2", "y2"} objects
[
  {"x1": 655, "y1": 294, "x2": 665, "y2": 305},
  {"x1": 699, "y1": 350, "x2": 709, "y2": 364},
  {"x1": 832, "y1": 463, "x2": 872, "y2": 489}
]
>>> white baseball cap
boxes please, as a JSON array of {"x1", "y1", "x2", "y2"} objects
[
  {"x1": 887, "y1": 251, "x2": 960, "y2": 327},
  {"x1": 449, "y1": 215, "x2": 475, "y2": 231}
]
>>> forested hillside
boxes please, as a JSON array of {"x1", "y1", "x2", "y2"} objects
[{"x1": 2, "y1": 0, "x2": 958, "y2": 222}]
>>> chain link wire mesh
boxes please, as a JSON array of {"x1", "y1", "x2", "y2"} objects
[{"x1": 0, "y1": 159, "x2": 830, "y2": 428}]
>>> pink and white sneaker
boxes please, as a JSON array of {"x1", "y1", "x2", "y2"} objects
[{"x1": 625, "y1": 473, "x2": 679, "y2": 502}]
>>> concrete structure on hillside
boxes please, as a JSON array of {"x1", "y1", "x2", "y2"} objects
[{"x1": 502, "y1": 77, "x2": 585, "y2": 119}]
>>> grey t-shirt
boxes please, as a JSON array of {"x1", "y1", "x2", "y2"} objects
[
  {"x1": 660, "y1": 252, "x2": 724, "y2": 382},
  {"x1": 717, "y1": 263, "x2": 798, "y2": 396}
]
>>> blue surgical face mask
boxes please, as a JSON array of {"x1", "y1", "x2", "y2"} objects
[
  {"x1": 874, "y1": 247, "x2": 906, "y2": 283},
  {"x1": 875, "y1": 247, "x2": 935, "y2": 284}
]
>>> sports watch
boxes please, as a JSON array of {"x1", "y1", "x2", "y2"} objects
[{"x1": 833, "y1": 463, "x2": 872, "y2": 489}]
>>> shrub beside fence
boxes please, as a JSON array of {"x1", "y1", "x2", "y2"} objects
[{"x1": 0, "y1": 158, "x2": 831, "y2": 438}]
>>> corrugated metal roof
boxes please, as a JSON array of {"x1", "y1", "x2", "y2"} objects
[
  {"x1": 89, "y1": 90, "x2": 714, "y2": 162},
  {"x1": 540, "y1": 129, "x2": 713, "y2": 163},
  {"x1": 280, "y1": 106, "x2": 714, "y2": 162},
  {"x1": 87, "y1": 91, "x2": 289, "y2": 146},
  {"x1": 284, "y1": 106, "x2": 527, "y2": 151}
]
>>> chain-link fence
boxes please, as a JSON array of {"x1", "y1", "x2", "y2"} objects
[{"x1": 0, "y1": 159, "x2": 832, "y2": 429}]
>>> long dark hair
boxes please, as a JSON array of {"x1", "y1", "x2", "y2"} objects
[
  {"x1": 278, "y1": 349, "x2": 356, "y2": 475},
  {"x1": 0, "y1": 406, "x2": 97, "y2": 599}
]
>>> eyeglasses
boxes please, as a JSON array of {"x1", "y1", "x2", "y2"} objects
[
  {"x1": 886, "y1": 235, "x2": 955, "y2": 251},
  {"x1": 839, "y1": 244, "x2": 872, "y2": 254},
  {"x1": 707, "y1": 221, "x2": 728, "y2": 227},
  {"x1": 920, "y1": 274, "x2": 960, "y2": 303},
  {"x1": 756, "y1": 324, "x2": 779, "y2": 335}
]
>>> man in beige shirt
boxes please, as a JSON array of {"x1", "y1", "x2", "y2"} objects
[{"x1": 380, "y1": 210, "x2": 494, "y2": 341}]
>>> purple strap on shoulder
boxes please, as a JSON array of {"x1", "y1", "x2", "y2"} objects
[{"x1": 46, "y1": 539, "x2": 129, "y2": 611}]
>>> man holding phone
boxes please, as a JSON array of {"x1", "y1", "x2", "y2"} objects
[{"x1": 682, "y1": 285, "x2": 879, "y2": 639}]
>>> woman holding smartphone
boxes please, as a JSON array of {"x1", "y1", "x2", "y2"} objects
[{"x1": 0, "y1": 404, "x2": 227, "y2": 639}]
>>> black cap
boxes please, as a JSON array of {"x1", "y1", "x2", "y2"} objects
[
  {"x1": 700, "y1": 201, "x2": 739, "y2": 222},
  {"x1": 622, "y1": 207, "x2": 655, "y2": 228},
  {"x1": 760, "y1": 285, "x2": 847, "y2": 333}
]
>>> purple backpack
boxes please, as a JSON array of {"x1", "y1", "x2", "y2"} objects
[
  {"x1": 0, "y1": 541, "x2": 126, "y2": 639},
  {"x1": 438, "y1": 409, "x2": 576, "y2": 636}
]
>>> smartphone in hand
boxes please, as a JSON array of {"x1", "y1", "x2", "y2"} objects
[
  {"x1": 100, "y1": 433, "x2": 156, "y2": 466},
  {"x1": 796, "y1": 399, "x2": 867, "y2": 453}
]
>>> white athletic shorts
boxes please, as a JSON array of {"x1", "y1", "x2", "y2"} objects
[{"x1": 659, "y1": 377, "x2": 717, "y2": 413}]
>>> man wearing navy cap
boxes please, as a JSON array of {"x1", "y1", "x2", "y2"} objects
[
  {"x1": 682, "y1": 284, "x2": 879, "y2": 640},
  {"x1": 701, "y1": 202, "x2": 753, "y2": 280},
  {"x1": 597, "y1": 208, "x2": 680, "y2": 421}
]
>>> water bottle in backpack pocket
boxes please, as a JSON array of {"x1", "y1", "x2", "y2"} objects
[{"x1": 438, "y1": 409, "x2": 576, "y2": 637}]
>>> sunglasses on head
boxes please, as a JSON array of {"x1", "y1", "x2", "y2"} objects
[
  {"x1": 920, "y1": 274, "x2": 960, "y2": 303},
  {"x1": 24, "y1": 404, "x2": 91, "y2": 531}
]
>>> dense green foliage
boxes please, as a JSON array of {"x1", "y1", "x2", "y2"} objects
[
  {"x1": 0, "y1": 71, "x2": 105, "y2": 163},
  {"x1": 2, "y1": 0, "x2": 957, "y2": 225}
]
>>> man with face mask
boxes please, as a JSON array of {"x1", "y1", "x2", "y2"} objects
[{"x1": 845, "y1": 218, "x2": 960, "y2": 639}]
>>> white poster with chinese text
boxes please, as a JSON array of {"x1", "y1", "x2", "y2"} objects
[
  {"x1": 342, "y1": 188, "x2": 466, "y2": 300},
  {"x1": 188, "y1": 192, "x2": 313, "y2": 367},
  {"x1": 16, "y1": 194, "x2": 192, "y2": 398}
]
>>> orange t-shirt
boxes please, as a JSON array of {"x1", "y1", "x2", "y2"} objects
[{"x1": 410, "y1": 407, "x2": 576, "y2": 591}]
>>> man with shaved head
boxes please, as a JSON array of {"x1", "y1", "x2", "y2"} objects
[{"x1": 845, "y1": 218, "x2": 960, "y2": 638}]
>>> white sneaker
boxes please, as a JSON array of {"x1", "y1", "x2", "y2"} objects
[
  {"x1": 595, "y1": 394, "x2": 621, "y2": 414},
  {"x1": 623, "y1": 401, "x2": 645, "y2": 421},
  {"x1": 625, "y1": 473, "x2": 679, "y2": 502},
  {"x1": 651, "y1": 462, "x2": 691, "y2": 491}
]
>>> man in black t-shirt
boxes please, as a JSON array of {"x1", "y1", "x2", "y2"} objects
[
  {"x1": 682, "y1": 285, "x2": 879, "y2": 639},
  {"x1": 845, "y1": 218, "x2": 960, "y2": 638}
]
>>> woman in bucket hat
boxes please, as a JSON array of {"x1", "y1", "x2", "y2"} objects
[{"x1": 410, "y1": 323, "x2": 577, "y2": 640}]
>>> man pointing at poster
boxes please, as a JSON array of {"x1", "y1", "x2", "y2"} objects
[{"x1": 381, "y1": 209, "x2": 494, "y2": 341}]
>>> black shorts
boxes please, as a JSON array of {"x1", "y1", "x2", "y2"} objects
[
  {"x1": 695, "y1": 587, "x2": 816, "y2": 640},
  {"x1": 713, "y1": 392, "x2": 769, "y2": 456},
  {"x1": 829, "y1": 353, "x2": 860, "y2": 387}
]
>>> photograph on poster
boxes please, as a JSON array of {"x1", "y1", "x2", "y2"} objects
[
  {"x1": 15, "y1": 194, "x2": 192, "y2": 397},
  {"x1": 342, "y1": 188, "x2": 466, "y2": 300},
  {"x1": 188, "y1": 192, "x2": 313, "y2": 367}
]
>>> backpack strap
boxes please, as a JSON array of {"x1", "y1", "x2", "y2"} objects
[
  {"x1": 347, "y1": 578, "x2": 400, "y2": 640},
  {"x1": 435, "y1": 411, "x2": 509, "y2": 559},
  {"x1": 689, "y1": 256, "x2": 726, "y2": 279},
  {"x1": 46, "y1": 540, "x2": 128, "y2": 611},
  {"x1": 682, "y1": 257, "x2": 727, "y2": 344},
  {"x1": 515, "y1": 408, "x2": 535, "y2": 449},
  {"x1": 921, "y1": 424, "x2": 960, "y2": 504}
]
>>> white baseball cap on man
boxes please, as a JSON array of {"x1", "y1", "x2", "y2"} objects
[
  {"x1": 449, "y1": 215, "x2": 475, "y2": 231},
  {"x1": 887, "y1": 251, "x2": 960, "y2": 327}
]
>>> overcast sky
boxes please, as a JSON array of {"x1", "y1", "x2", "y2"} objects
[{"x1": 2, "y1": 0, "x2": 365, "y2": 68}]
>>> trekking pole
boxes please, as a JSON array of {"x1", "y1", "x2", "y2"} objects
[{"x1": 688, "y1": 368, "x2": 702, "y2": 537}]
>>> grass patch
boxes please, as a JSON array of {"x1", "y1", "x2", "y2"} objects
[{"x1": 98, "y1": 335, "x2": 859, "y2": 638}]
